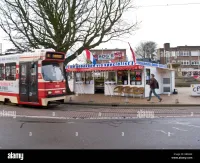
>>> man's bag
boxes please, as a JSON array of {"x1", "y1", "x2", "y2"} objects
[{"x1": 155, "y1": 79, "x2": 159, "y2": 89}]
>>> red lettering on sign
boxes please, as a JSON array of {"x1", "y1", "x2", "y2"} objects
[{"x1": 114, "y1": 52, "x2": 122, "y2": 58}]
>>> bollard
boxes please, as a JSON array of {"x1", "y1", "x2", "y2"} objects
[
  {"x1": 69, "y1": 97, "x2": 72, "y2": 102},
  {"x1": 124, "y1": 96, "x2": 129, "y2": 104},
  {"x1": 175, "y1": 99, "x2": 179, "y2": 104},
  {"x1": 89, "y1": 99, "x2": 93, "y2": 102},
  {"x1": 168, "y1": 92, "x2": 170, "y2": 96}
]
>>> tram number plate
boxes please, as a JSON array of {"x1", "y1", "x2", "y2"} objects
[{"x1": 55, "y1": 90, "x2": 61, "y2": 94}]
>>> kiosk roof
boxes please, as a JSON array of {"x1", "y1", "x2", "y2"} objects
[{"x1": 66, "y1": 61, "x2": 169, "y2": 72}]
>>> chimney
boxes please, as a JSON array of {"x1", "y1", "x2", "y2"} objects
[{"x1": 164, "y1": 43, "x2": 170, "y2": 50}]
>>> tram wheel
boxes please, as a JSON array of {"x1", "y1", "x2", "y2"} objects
[{"x1": 4, "y1": 98, "x2": 10, "y2": 105}]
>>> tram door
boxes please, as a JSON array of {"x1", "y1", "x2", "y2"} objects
[{"x1": 19, "y1": 62, "x2": 38, "y2": 102}]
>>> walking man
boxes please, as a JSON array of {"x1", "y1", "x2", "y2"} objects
[{"x1": 147, "y1": 74, "x2": 162, "y2": 102}]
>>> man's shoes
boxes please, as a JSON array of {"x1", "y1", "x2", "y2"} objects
[
  {"x1": 159, "y1": 98, "x2": 162, "y2": 102},
  {"x1": 147, "y1": 99, "x2": 150, "y2": 101}
]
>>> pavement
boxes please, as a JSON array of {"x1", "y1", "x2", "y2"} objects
[
  {"x1": 65, "y1": 87, "x2": 200, "y2": 106},
  {"x1": 1, "y1": 116, "x2": 200, "y2": 150}
]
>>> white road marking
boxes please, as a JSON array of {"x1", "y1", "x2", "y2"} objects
[
  {"x1": 155, "y1": 130, "x2": 168, "y2": 134},
  {"x1": 184, "y1": 124, "x2": 200, "y2": 128},
  {"x1": 168, "y1": 121, "x2": 190, "y2": 125},
  {"x1": 176, "y1": 122, "x2": 190, "y2": 125},
  {"x1": 172, "y1": 127, "x2": 188, "y2": 131},
  {"x1": 176, "y1": 122, "x2": 200, "y2": 128},
  {"x1": 155, "y1": 130, "x2": 174, "y2": 136}
]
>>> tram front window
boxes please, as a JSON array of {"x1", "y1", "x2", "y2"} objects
[{"x1": 42, "y1": 62, "x2": 64, "y2": 81}]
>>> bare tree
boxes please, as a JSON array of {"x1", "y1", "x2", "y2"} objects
[
  {"x1": 0, "y1": 0, "x2": 139, "y2": 93},
  {"x1": 135, "y1": 41, "x2": 157, "y2": 59}
]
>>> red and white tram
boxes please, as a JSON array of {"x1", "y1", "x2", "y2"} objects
[{"x1": 0, "y1": 49, "x2": 66, "y2": 107}]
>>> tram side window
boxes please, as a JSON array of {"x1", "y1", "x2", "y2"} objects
[
  {"x1": 0, "y1": 64, "x2": 4, "y2": 80},
  {"x1": 5, "y1": 63, "x2": 16, "y2": 81}
]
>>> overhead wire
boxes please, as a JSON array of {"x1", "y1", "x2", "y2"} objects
[{"x1": 137, "y1": 2, "x2": 200, "y2": 8}]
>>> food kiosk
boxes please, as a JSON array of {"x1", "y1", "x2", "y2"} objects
[{"x1": 66, "y1": 61, "x2": 175, "y2": 98}]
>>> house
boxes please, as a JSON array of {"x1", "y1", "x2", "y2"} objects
[{"x1": 157, "y1": 43, "x2": 200, "y2": 76}]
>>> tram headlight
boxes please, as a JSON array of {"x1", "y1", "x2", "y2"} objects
[
  {"x1": 62, "y1": 90, "x2": 66, "y2": 93},
  {"x1": 48, "y1": 91, "x2": 52, "y2": 94}
]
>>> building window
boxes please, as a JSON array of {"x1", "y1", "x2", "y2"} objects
[
  {"x1": 105, "y1": 71, "x2": 116, "y2": 82},
  {"x1": 5, "y1": 63, "x2": 16, "y2": 80},
  {"x1": 185, "y1": 51, "x2": 188, "y2": 56},
  {"x1": 191, "y1": 60, "x2": 199, "y2": 65},
  {"x1": 130, "y1": 70, "x2": 142, "y2": 85},
  {"x1": 182, "y1": 60, "x2": 190, "y2": 65},
  {"x1": 75, "y1": 72, "x2": 84, "y2": 82},
  {"x1": 0, "y1": 64, "x2": 4, "y2": 80},
  {"x1": 180, "y1": 51, "x2": 190, "y2": 56},
  {"x1": 117, "y1": 71, "x2": 128, "y2": 85},
  {"x1": 160, "y1": 51, "x2": 164, "y2": 57},
  {"x1": 85, "y1": 72, "x2": 93, "y2": 84}
]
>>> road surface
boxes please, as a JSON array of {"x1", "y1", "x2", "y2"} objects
[{"x1": 0, "y1": 115, "x2": 200, "y2": 149}]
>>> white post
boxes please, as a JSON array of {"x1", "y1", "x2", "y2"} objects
[
  {"x1": 102, "y1": 48, "x2": 103, "y2": 64},
  {"x1": 198, "y1": 50, "x2": 200, "y2": 69},
  {"x1": 164, "y1": 49, "x2": 166, "y2": 64}
]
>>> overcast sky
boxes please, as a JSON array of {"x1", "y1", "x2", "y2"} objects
[{"x1": 1, "y1": 0, "x2": 200, "y2": 59}]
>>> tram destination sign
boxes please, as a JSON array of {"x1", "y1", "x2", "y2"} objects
[{"x1": 46, "y1": 52, "x2": 64, "y2": 60}]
